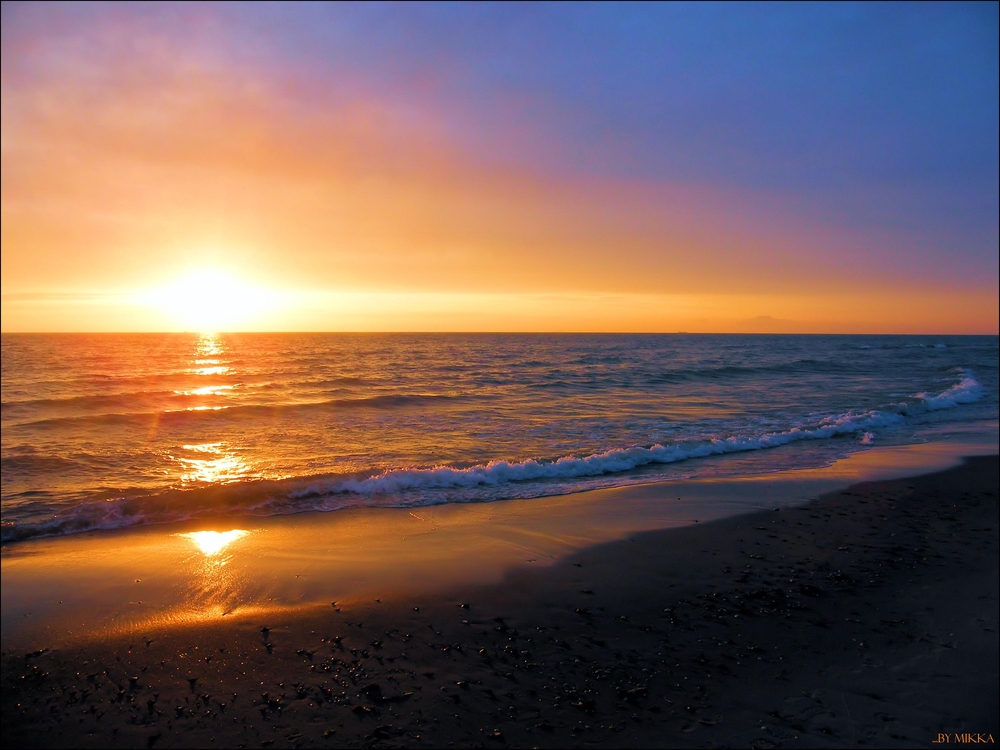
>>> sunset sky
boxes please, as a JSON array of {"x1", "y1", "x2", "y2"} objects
[{"x1": 2, "y1": 2, "x2": 997, "y2": 333}]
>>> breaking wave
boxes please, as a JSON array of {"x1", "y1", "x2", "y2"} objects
[{"x1": 291, "y1": 369, "x2": 983, "y2": 499}]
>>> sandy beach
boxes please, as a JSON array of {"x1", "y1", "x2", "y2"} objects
[{"x1": 2, "y1": 449, "x2": 997, "y2": 748}]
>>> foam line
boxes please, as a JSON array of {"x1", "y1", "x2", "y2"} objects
[{"x1": 292, "y1": 369, "x2": 984, "y2": 499}]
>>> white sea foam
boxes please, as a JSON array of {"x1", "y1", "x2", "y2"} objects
[
  {"x1": 917, "y1": 369, "x2": 983, "y2": 411},
  {"x1": 291, "y1": 369, "x2": 984, "y2": 500}
]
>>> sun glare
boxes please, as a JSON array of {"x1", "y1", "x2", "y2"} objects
[
  {"x1": 181, "y1": 529, "x2": 249, "y2": 556},
  {"x1": 143, "y1": 269, "x2": 280, "y2": 332}
]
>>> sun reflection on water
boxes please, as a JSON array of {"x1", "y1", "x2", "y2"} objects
[
  {"x1": 190, "y1": 334, "x2": 232, "y2": 376},
  {"x1": 191, "y1": 365, "x2": 231, "y2": 376},
  {"x1": 175, "y1": 384, "x2": 235, "y2": 397},
  {"x1": 197, "y1": 333, "x2": 222, "y2": 356},
  {"x1": 175, "y1": 442, "x2": 251, "y2": 484}
]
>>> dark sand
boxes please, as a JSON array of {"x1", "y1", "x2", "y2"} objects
[{"x1": 3, "y1": 456, "x2": 997, "y2": 749}]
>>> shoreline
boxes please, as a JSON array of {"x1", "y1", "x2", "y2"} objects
[
  {"x1": 2, "y1": 428, "x2": 997, "y2": 649},
  {"x1": 3, "y1": 452, "x2": 997, "y2": 747}
]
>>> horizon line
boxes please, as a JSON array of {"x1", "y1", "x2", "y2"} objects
[{"x1": 2, "y1": 330, "x2": 998, "y2": 337}]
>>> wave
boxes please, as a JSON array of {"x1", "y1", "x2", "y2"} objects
[
  {"x1": 643, "y1": 358, "x2": 854, "y2": 385},
  {"x1": 918, "y1": 370, "x2": 983, "y2": 410},
  {"x1": 2, "y1": 369, "x2": 985, "y2": 544},
  {"x1": 6, "y1": 392, "x2": 471, "y2": 431},
  {"x1": 285, "y1": 370, "x2": 984, "y2": 500},
  {"x1": 1, "y1": 389, "x2": 193, "y2": 422},
  {"x1": 1, "y1": 376, "x2": 370, "y2": 414},
  {"x1": 5, "y1": 353, "x2": 956, "y2": 430},
  {"x1": 292, "y1": 405, "x2": 908, "y2": 499},
  {"x1": 1, "y1": 453, "x2": 91, "y2": 474}
]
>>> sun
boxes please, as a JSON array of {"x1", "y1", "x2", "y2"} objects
[{"x1": 143, "y1": 269, "x2": 280, "y2": 332}]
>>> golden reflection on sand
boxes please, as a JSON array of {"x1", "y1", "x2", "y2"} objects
[
  {"x1": 181, "y1": 529, "x2": 249, "y2": 557},
  {"x1": 166, "y1": 529, "x2": 254, "y2": 623}
]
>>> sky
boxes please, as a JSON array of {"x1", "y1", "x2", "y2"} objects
[{"x1": 1, "y1": 1, "x2": 997, "y2": 333}]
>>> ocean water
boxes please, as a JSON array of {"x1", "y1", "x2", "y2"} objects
[{"x1": 2, "y1": 333, "x2": 997, "y2": 543}]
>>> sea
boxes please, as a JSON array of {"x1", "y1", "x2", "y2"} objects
[{"x1": 2, "y1": 333, "x2": 997, "y2": 543}]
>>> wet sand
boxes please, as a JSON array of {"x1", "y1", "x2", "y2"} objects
[{"x1": 2, "y1": 454, "x2": 997, "y2": 748}]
